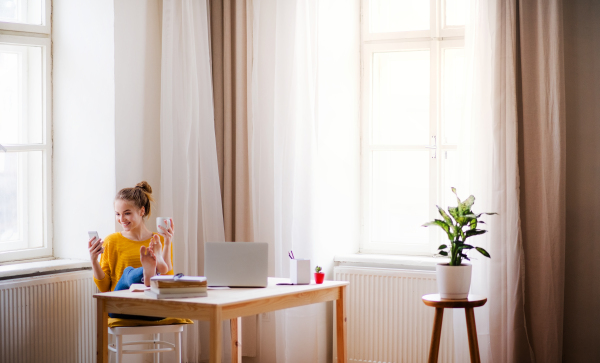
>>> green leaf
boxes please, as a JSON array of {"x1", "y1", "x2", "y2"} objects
[
  {"x1": 438, "y1": 244, "x2": 447, "y2": 250},
  {"x1": 451, "y1": 187, "x2": 459, "y2": 202},
  {"x1": 423, "y1": 220, "x2": 453, "y2": 241},
  {"x1": 422, "y1": 220, "x2": 449, "y2": 232},
  {"x1": 476, "y1": 247, "x2": 491, "y2": 258},
  {"x1": 462, "y1": 195, "x2": 475, "y2": 211},
  {"x1": 470, "y1": 218, "x2": 478, "y2": 230},
  {"x1": 465, "y1": 229, "x2": 487, "y2": 238},
  {"x1": 450, "y1": 189, "x2": 474, "y2": 217},
  {"x1": 458, "y1": 244, "x2": 474, "y2": 251},
  {"x1": 449, "y1": 224, "x2": 463, "y2": 242},
  {"x1": 437, "y1": 205, "x2": 454, "y2": 226},
  {"x1": 475, "y1": 212, "x2": 499, "y2": 218},
  {"x1": 439, "y1": 251, "x2": 448, "y2": 256},
  {"x1": 458, "y1": 228, "x2": 465, "y2": 241},
  {"x1": 457, "y1": 214, "x2": 477, "y2": 227},
  {"x1": 460, "y1": 253, "x2": 471, "y2": 261},
  {"x1": 448, "y1": 206, "x2": 459, "y2": 221}
]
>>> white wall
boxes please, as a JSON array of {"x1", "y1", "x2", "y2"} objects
[
  {"x1": 53, "y1": 2, "x2": 164, "y2": 362},
  {"x1": 563, "y1": 0, "x2": 600, "y2": 361},
  {"x1": 52, "y1": 0, "x2": 116, "y2": 260},
  {"x1": 114, "y1": 0, "x2": 163, "y2": 231},
  {"x1": 53, "y1": 0, "x2": 163, "y2": 260}
]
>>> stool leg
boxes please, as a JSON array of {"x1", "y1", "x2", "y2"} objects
[
  {"x1": 465, "y1": 307, "x2": 481, "y2": 363},
  {"x1": 115, "y1": 335, "x2": 123, "y2": 363},
  {"x1": 175, "y1": 331, "x2": 182, "y2": 363},
  {"x1": 428, "y1": 307, "x2": 444, "y2": 363}
]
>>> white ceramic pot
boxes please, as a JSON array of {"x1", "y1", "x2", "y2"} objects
[{"x1": 436, "y1": 263, "x2": 472, "y2": 299}]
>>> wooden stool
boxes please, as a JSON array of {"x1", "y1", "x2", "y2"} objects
[{"x1": 422, "y1": 294, "x2": 487, "y2": 363}]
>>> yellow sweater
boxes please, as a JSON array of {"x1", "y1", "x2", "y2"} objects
[{"x1": 93, "y1": 232, "x2": 174, "y2": 292}]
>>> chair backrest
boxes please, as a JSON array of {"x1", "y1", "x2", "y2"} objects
[{"x1": 109, "y1": 324, "x2": 184, "y2": 335}]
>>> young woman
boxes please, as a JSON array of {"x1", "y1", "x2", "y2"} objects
[{"x1": 89, "y1": 181, "x2": 174, "y2": 320}]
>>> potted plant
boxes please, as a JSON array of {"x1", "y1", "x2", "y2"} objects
[
  {"x1": 423, "y1": 188, "x2": 496, "y2": 299},
  {"x1": 314, "y1": 266, "x2": 325, "y2": 284}
]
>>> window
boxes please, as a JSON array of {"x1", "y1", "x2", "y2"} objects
[
  {"x1": 361, "y1": 0, "x2": 466, "y2": 255},
  {"x1": 0, "y1": 0, "x2": 51, "y2": 262}
]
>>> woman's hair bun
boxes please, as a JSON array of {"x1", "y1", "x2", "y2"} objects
[
  {"x1": 115, "y1": 181, "x2": 154, "y2": 218},
  {"x1": 135, "y1": 181, "x2": 152, "y2": 194}
]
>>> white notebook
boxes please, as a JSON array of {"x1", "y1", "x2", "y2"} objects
[{"x1": 144, "y1": 290, "x2": 208, "y2": 299}]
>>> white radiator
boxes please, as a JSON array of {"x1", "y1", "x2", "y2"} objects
[
  {"x1": 0, "y1": 270, "x2": 98, "y2": 363},
  {"x1": 334, "y1": 266, "x2": 454, "y2": 363}
]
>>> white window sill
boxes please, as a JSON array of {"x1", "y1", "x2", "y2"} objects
[
  {"x1": 334, "y1": 253, "x2": 449, "y2": 271},
  {"x1": 0, "y1": 258, "x2": 92, "y2": 280}
]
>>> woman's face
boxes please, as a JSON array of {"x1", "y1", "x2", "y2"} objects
[{"x1": 114, "y1": 199, "x2": 145, "y2": 231}]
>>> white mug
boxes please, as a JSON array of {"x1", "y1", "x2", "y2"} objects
[{"x1": 156, "y1": 217, "x2": 172, "y2": 234}]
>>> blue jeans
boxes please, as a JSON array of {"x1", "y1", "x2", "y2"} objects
[{"x1": 108, "y1": 266, "x2": 164, "y2": 321}]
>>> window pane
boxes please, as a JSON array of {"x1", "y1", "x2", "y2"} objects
[
  {"x1": 0, "y1": 0, "x2": 43, "y2": 25},
  {"x1": 442, "y1": 150, "x2": 458, "y2": 210},
  {"x1": 372, "y1": 50, "x2": 430, "y2": 145},
  {"x1": 0, "y1": 150, "x2": 44, "y2": 252},
  {"x1": 446, "y1": 0, "x2": 467, "y2": 26},
  {"x1": 371, "y1": 150, "x2": 430, "y2": 244},
  {"x1": 0, "y1": 43, "x2": 43, "y2": 145},
  {"x1": 440, "y1": 150, "x2": 457, "y2": 245},
  {"x1": 369, "y1": 0, "x2": 429, "y2": 33},
  {"x1": 442, "y1": 48, "x2": 465, "y2": 145}
]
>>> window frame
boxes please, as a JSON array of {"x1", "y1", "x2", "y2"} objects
[
  {"x1": 0, "y1": 0, "x2": 51, "y2": 34},
  {"x1": 0, "y1": 0, "x2": 52, "y2": 263},
  {"x1": 360, "y1": 0, "x2": 465, "y2": 255}
]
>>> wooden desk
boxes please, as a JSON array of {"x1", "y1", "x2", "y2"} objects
[{"x1": 94, "y1": 278, "x2": 349, "y2": 363}]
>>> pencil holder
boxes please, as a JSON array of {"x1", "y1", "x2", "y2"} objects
[{"x1": 290, "y1": 259, "x2": 311, "y2": 285}]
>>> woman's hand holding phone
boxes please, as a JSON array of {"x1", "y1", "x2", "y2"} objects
[{"x1": 87, "y1": 231, "x2": 104, "y2": 261}]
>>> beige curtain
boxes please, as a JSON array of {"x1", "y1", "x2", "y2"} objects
[
  {"x1": 459, "y1": 0, "x2": 531, "y2": 360},
  {"x1": 518, "y1": 0, "x2": 566, "y2": 361},
  {"x1": 209, "y1": 1, "x2": 257, "y2": 358},
  {"x1": 461, "y1": 0, "x2": 565, "y2": 361},
  {"x1": 210, "y1": 0, "x2": 253, "y2": 243}
]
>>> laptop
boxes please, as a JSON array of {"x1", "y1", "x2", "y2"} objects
[{"x1": 204, "y1": 242, "x2": 269, "y2": 287}]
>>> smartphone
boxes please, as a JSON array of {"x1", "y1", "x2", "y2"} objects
[{"x1": 88, "y1": 231, "x2": 100, "y2": 242}]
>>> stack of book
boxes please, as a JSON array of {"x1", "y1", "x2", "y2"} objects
[{"x1": 144, "y1": 275, "x2": 208, "y2": 299}]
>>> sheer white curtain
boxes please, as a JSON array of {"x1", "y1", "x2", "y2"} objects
[
  {"x1": 160, "y1": 0, "x2": 229, "y2": 361},
  {"x1": 251, "y1": 1, "x2": 324, "y2": 361},
  {"x1": 455, "y1": 0, "x2": 532, "y2": 361},
  {"x1": 250, "y1": 0, "x2": 360, "y2": 361}
]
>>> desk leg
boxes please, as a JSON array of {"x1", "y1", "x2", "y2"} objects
[
  {"x1": 210, "y1": 307, "x2": 223, "y2": 363},
  {"x1": 96, "y1": 299, "x2": 108, "y2": 363},
  {"x1": 230, "y1": 317, "x2": 242, "y2": 363},
  {"x1": 336, "y1": 286, "x2": 347, "y2": 363},
  {"x1": 465, "y1": 307, "x2": 481, "y2": 363},
  {"x1": 428, "y1": 307, "x2": 444, "y2": 363}
]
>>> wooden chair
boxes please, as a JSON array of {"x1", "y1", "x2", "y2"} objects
[{"x1": 422, "y1": 294, "x2": 487, "y2": 363}]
